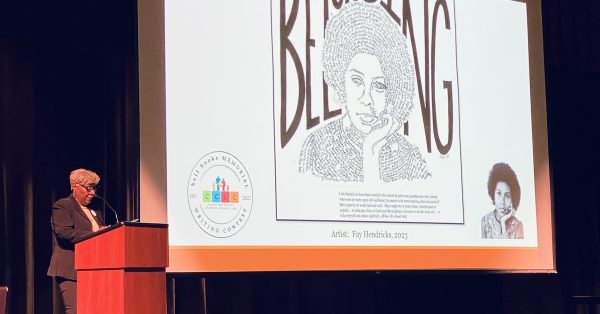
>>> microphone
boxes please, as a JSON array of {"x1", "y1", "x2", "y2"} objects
[{"x1": 93, "y1": 195, "x2": 120, "y2": 225}]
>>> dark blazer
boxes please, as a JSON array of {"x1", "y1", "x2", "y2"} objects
[{"x1": 47, "y1": 194, "x2": 104, "y2": 280}]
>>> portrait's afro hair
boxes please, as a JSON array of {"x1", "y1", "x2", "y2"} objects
[
  {"x1": 322, "y1": 1, "x2": 415, "y2": 123},
  {"x1": 487, "y1": 163, "x2": 521, "y2": 209}
]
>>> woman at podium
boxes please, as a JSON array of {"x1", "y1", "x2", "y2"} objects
[{"x1": 47, "y1": 168, "x2": 106, "y2": 314}]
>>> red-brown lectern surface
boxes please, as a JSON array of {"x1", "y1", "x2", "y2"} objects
[{"x1": 75, "y1": 222, "x2": 168, "y2": 314}]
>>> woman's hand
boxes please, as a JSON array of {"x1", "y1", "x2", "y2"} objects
[
  {"x1": 500, "y1": 207, "x2": 516, "y2": 234},
  {"x1": 362, "y1": 114, "x2": 400, "y2": 181}
]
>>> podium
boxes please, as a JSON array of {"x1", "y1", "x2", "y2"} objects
[{"x1": 75, "y1": 222, "x2": 169, "y2": 314}]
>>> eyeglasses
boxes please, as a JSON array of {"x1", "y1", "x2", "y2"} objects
[{"x1": 78, "y1": 184, "x2": 98, "y2": 192}]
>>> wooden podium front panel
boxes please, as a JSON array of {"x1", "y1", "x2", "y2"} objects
[
  {"x1": 124, "y1": 226, "x2": 168, "y2": 268},
  {"x1": 78, "y1": 270, "x2": 125, "y2": 314},
  {"x1": 76, "y1": 228, "x2": 126, "y2": 270},
  {"x1": 76, "y1": 224, "x2": 168, "y2": 270},
  {"x1": 124, "y1": 271, "x2": 166, "y2": 314},
  {"x1": 78, "y1": 269, "x2": 166, "y2": 314}
]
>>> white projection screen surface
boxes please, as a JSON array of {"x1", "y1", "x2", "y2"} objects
[{"x1": 139, "y1": 0, "x2": 554, "y2": 272}]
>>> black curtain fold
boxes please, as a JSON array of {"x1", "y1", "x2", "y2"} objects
[{"x1": 1, "y1": 37, "x2": 35, "y2": 314}]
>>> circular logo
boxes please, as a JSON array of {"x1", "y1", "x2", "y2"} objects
[{"x1": 188, "y1": 151, "x2": 253, "y2": 238}]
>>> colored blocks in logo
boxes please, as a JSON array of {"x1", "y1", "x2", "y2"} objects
[
  {"x1": 203, "y1": 190, "x2": 239, "y2": 203},
  {"x1": 203, "y1": 191, "x2": 211, "y2": 203},
  {"x1": 230, "y1": 192, "x2": 239, "y2": 203},
  {"x1": 221, "y1": 192, "x2": 230, "y2": 203},
  {"x1": 212, "y1": 191, "x2": 221, "y2": 203}
]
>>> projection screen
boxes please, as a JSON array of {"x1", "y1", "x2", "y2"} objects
[{"x1": 139, "y1": 0, "x2": 554, "y2": 272}]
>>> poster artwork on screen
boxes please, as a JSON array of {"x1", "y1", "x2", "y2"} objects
[{"x1": 272, "y1": 0, "x2": 464, "y2": 223}]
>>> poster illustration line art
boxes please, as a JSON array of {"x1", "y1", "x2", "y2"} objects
[{"x1": 298, "y1": 2, "x2": 430, "y2": 182}]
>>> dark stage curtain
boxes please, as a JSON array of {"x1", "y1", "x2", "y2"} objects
[
  {"x1": 543, "y1": 0, "x2": 600, "y2": 310},
  {"x1": 0, "y1": 0, "x2": 139, "y2": 313}
]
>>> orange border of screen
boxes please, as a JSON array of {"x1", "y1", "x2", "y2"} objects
[{"x1": 167, "y1": 245, "x2": 553, "y2": 272}]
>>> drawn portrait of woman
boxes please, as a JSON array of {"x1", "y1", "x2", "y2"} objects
[
  {"x1": 481, "y1": 162, "x2": 524, "y2": 239},
  {"x1": 298, "y1": 1, "x2": 429, "y2": 182}
]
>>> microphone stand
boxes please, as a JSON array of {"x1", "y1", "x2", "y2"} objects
[{"x1": 93, "y1": 195, "x2": 120, "y2": 225}]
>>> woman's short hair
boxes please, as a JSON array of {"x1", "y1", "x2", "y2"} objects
[
  {"x1": 69, "y1": 168, "x2": 100, "y2": 189},
  {"x1": 322, "y1": 1, "x2": 415, "y2": 124},
  {"x1": 487, "y1": 163, "x2": 521, "y2": 209}
]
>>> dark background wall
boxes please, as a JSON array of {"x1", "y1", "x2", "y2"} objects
[{"x1": 1, "y1": 0, "x2": 600, "y2": 313}]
